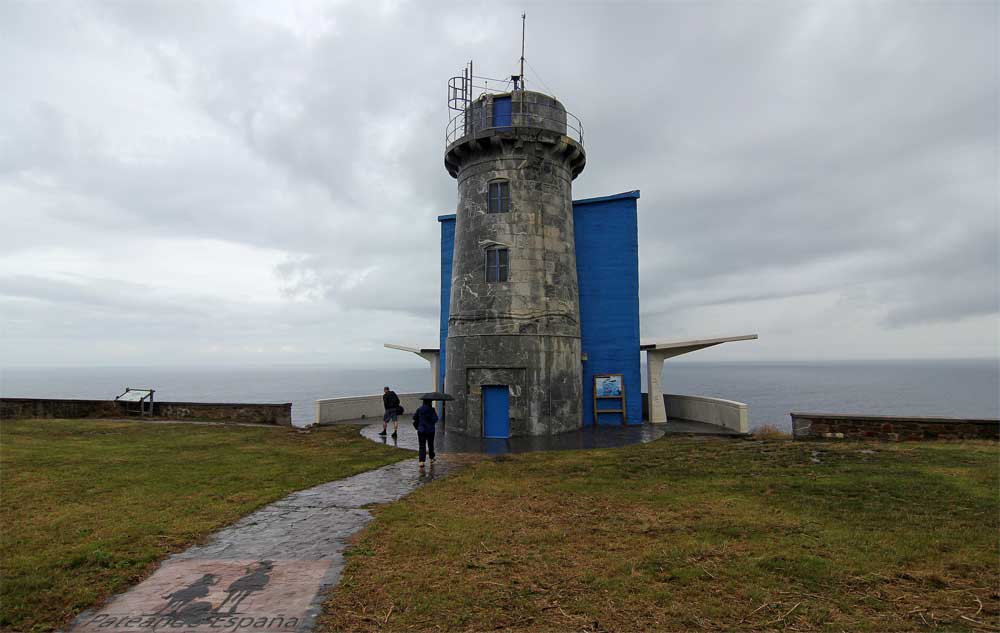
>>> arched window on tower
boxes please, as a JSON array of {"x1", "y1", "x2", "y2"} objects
[
  {"x1": 487, "y1": 180, "x2": 510, "y2": 213},
  {"x1": 485, "y1": 247, "x2": 509, "y2": 282}
]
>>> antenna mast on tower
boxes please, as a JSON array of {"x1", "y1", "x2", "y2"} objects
[{"x1": 520, "y1": 12, "x2": 526, "y2": 91}]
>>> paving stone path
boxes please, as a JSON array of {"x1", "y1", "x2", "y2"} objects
[{"x1": 68, "y1": 455, "x2": 459, "y2": 633}]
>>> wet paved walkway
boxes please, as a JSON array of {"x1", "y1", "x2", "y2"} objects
[
  {"x1": 68, "y1": 458, "x2": 458, "y2": 633},
  {"x1": 361, "y1": 419, "x2": 742, "y2": 454}
]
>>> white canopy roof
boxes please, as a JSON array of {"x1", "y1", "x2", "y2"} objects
[{"x1": 640, "y1": 334, "x2": 758, "y2": 358}]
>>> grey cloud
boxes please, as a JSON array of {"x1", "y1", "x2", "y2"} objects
[
  {"x1": 0, "y1": 274, "x2": 208, "y2": 317},
  {"x1": 276, "y1": 253, "x2": 440, "y2": 320},
  {"x1": 0, "y1": 0, "x2": 996, "y2": 365}
]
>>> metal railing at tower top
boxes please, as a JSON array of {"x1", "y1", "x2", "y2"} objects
[
  {"x1": 446, "y1": 64, "x2": 584, "y2": 148},
  {"x1": 445, "y1": 102, "x2": 584, "y2": 147}
]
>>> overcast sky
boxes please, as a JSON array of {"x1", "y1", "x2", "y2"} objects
[{"x1": 1, "y1": 0, "x2": 997, "y2": 369}]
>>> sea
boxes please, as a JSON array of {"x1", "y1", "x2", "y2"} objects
[{"x1": 2, "y1": 360, "x2": 997, "y2": 429}]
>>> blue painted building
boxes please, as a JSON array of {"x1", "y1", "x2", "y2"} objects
[{"x1": 438, "y1": 190, "x2": 642, "y2": 427}]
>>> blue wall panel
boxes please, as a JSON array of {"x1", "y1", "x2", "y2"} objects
[
  {"x1": 574, "y1": 191, "x2": 642, "y2": 426},
  {"x1": 438, "y1": 215, "x2": 456, "y2": 394}
]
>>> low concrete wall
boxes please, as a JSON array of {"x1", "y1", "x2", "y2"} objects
[
  {"x1": 640, "y1": 392, "x2": 749, "y2": 433},
  {"x1": 1, "y1": 397, "x2": 292, "y2": 426},
  {"x1": 315, "y1": 393, "x2": 425, "y2": 425},
  {"x1": 791, "y1": 413, "x2": 999, "y2": 441},
  {"x1": 665, "y1": 394, "x2": 749, "y2": 434}
]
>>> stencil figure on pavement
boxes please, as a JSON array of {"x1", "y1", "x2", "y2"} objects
[
  {"x1": 217, "y1": 560, "x2": 274, "y2": 614},
  {"x1": 155, "y1": 573, "x2": 218, "y2": 615}
]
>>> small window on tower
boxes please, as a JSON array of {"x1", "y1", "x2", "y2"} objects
[
  {"x1": 485, "y1": 248, "x2": 509, "y2": 283},
  {"x1": 487, "y1": 181, "x2": 510, "y2": 214}
]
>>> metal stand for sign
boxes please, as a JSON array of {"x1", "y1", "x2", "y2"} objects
[
  {"x1": 115, "y1": 387, "x2": 155, "y2": 416},
  {"x1": 593, "y1": 374, "x2": 627, "y2": 426}
]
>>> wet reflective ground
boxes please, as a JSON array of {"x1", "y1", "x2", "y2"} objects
[{"x1": 362, "y1": 420, "x2": 668, "y2": 454}]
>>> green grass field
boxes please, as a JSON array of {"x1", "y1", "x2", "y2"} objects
[
  {"x1": 0, "y1": 419, "x2": 407, "y2": 632},
  {"x1": 320, "y1": 438, "x2": 999, "y2": 632}
]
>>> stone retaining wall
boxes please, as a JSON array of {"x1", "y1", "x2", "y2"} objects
[
  {"x1": 1, "y1": 398, "x2": 292, "y2": 426},
  {"x1": 1, "y1": 398, "x2": 120, "y2": 420},
  {"x1": 791, "y1": 412, "x2": 998, "y2": 441},
  {"x1": 152, "y1": 402, "x2": 291, "y2": 426}
]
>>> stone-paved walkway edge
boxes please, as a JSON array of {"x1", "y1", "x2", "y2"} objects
[{"x1": 67, "y1": 458, "x2": 455, "y2": 633}]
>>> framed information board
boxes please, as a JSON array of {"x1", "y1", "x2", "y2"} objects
[{"x1": 593, "y1": 374, "x2": 626, "y2": 425}]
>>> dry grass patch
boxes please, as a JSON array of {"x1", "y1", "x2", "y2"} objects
[
  {"x1": 752, "y1": 424, "x2": 792, "y2": 440},
  {"x1": 320, "y1": 439, "x2": 998, "y2": 632}
]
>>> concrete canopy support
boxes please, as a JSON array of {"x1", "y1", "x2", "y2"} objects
[
  {"x1": 646, "y1": 349, "x2": 669, "y2": 424},
  {"x1": 384, "y1": 344, "x2": 440, "y2": 392},
  {"x1": 641, "y1": 335, "x2": 758, "y2": 425}
]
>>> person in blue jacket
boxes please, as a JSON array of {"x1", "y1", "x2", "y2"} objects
[{"x1": 412, "y1": 399, "x2": 438, "y2": 468}]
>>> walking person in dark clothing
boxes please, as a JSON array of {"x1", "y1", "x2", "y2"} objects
[
  {"x1": 380, "y1": 386, "x2": 401, "y2": 438},
  {"x1": 412, "y1": 399, "x2": 438, "y2": 468}
]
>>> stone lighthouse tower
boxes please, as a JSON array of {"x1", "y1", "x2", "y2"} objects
[{"x1": 443, "y1": 65, "x2": 586, "y2": 438}]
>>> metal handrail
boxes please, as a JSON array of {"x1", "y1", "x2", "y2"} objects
[
  {"x1": 445, "y1": 101, "x2": 584, "y2": 147},
  {"x1": 448, "y1": 73, "x2": 526, "y2": 112},
  {"x1": 448, "y1": 75, "x2": 469, "y2": 112}
]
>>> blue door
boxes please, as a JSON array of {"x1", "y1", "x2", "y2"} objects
[
  {"x1": 483, "y1": 385, "x2": 510, "y2": 438},
  {"x1": 492, "y1": 97, "x2": 512, "y2": 129}
]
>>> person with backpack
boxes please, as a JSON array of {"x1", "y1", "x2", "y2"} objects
[
  {"x1": 380, "y1": 386, "x2": 401, "y2": 438},
  {"x1": 412, "y1": 398, "x2": 439, "y2": 468}
]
